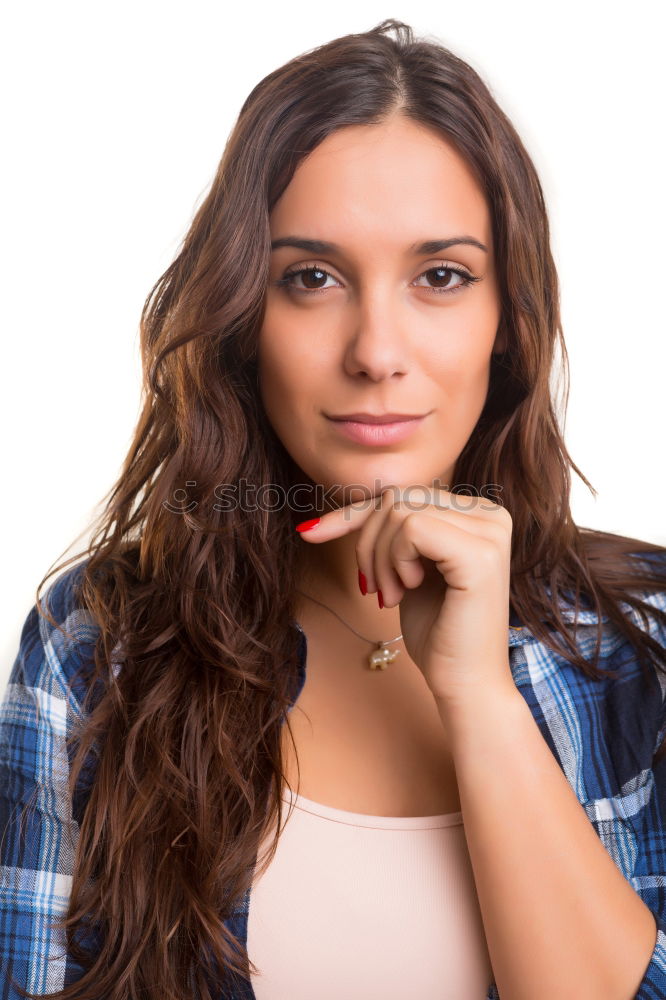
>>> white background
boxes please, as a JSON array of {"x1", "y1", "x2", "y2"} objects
[{"x1": 2, "y1": 0, "x2": 664, "y2": 679}]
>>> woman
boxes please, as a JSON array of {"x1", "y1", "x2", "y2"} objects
[{"x1": 1, "y1": 18, "x2": 665, "y2": 1000}]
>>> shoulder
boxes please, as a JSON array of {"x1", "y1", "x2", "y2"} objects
[
  {"x1": 7, "y1": 558, "x2": 100, "y2": 715},
  {"x1": 0, "y1": 561, "x2": 100, "y2": 992},
  {"x1": 507, "y1": 552, "x2": 666, "y2": 801},
  {"x1": 510, "y1": 546, "x2": 666, "y2": 668}
]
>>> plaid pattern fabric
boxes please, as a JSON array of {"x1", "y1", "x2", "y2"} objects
[{"x1": 1, "y1": 556, "x2": 666, "y2": 999}]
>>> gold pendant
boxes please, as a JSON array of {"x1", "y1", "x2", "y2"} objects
[{"x1": 368, "y1": 643, "x2": 401, "y2": 671}]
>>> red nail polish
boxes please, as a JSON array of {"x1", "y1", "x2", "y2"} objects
[
  {"x1": 295, "y1": 518, "x2": 320, "y2": 532},
  {"x1": 358, "y1": 570, "x2": 367, "y2": 596},
  {"x1": 377, "y1": 589, "x2": 384, "y2": 609}
]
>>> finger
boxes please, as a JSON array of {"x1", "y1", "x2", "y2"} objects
[
  {"x1": 355, "y1": 488, "x2": 401, "y2": 594},
  {"x1": 391, "y1": 512, "x2": 509, "y2": 594},
  {"x1": 395, "y1": 486, "x2": 510, "y2": 528},
  {"x1": 294, "y1": 486, "x2": 509, "y2": 542},
  {"x1": 293, "y1": 490, "x2": 392, "y2": 543},
  {"x1": 397, "y1": 494, "x2": 512, "y2": 548},
  {"x1": 372, "y1": 503, "x2": 426, "y2": 605},
  {"x1": 373, "y1": 494, "x2": 511, "y2": 605}
]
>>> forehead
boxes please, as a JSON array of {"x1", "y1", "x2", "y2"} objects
[{"x1": 270, "y1": 116, "x2": 492, "y2": 251}]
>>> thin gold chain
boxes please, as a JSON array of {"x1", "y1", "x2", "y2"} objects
[{"x1": 294, "y1": 588, "x2": 403, "y2": 647}]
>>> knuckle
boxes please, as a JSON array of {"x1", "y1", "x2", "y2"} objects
[
  {"x1": 381, "y1": 484, "x2": 401, "y2": 503},
  {"x1": 494, "y1": 502, "x2": 512, "y2": 523},
  {"x1": 486, "y1": 519, "x2": 510, "y2": 543},
  {"x1": 478, "y1": 539, "x2": 504, "y2": 570},
  {"x1": 402, "y1": 510, "x2": 420, "y2": 534}
]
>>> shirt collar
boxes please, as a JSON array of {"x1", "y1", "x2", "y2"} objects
[{"x1": 508, "y1": 588, "x2": 611, "y2": 646}]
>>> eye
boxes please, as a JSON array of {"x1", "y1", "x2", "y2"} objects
[
  {"x1": 274, "y1": 261, "x2": 481, "y2": 297},
  {"x1": 412, "y1": 264, "x2": 480, "y2": 295},
  {"x1": 275, "y1": 265, "x2": 341, "y2": 294}
]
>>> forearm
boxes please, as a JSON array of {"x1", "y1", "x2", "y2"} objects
[{"x1": 436, "y1": 682, "x2": 658, "y2": 1000}]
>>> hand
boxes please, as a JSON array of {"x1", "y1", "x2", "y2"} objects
[{"x1": 296, "y1": 486, "x2": 516, "y2": 708}]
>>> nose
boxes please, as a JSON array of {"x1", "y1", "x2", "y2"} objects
[{"x1": 342, "y1": 288, "x2": 410, "y2": 382}]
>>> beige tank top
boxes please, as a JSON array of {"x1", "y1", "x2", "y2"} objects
[{"x1": 247, "y1": 787, "x2": 493, "y2": 998}]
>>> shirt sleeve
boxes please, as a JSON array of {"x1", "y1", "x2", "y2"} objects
[
  {"x1": 631, "y1": 680, "x2": 666, "y2": 997},
  {"x1": 622, "y1": 572, "x2": 666, "y2": 997},
  {"x1": 0, "y1": 576, "x2": 93, "y2": 997}
]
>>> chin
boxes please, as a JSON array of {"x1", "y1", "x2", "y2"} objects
[{"x1": 319, "y1": 469, "x2": 431, "y2": 504}]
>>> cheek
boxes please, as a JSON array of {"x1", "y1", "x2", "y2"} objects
[
  {"x1": 433, "y1": 361, "x2": 491, "y2": 430},
  {"x1": 424, "y1": 307, "x2": 498, "y2": 416},
  {"x1": 258, "y1": 306, "x2": 335, "y2": 401},
  {"x1": 257, "y1": 320, "x2": 297, "y2": 404},
  {"x1": 426, "y1": 324, "x2": 495, "y2": 391},
  {"x1": 257, "y1": 318, "x2": 326, "y2": 428}
]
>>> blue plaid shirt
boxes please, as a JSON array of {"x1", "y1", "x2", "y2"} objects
[{"x1": 2, "y1": 557, "x2": 666, "y2": 999}]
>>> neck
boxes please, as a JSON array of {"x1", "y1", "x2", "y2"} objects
[{"x1": 294, "y1": 531, "x2": 403, "y2": 641}]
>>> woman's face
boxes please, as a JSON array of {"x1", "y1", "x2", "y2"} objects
[{"x1": 258, "y1": 114, "x2": 504, "y2": 507}]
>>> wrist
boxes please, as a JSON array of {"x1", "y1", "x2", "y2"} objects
[{"x1": 433, "y1": 679, "x2": 526, "y2": 749}]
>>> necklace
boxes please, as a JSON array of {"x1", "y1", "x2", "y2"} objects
[{"x1": 294, "y1": 588, "x2": 403, "y2": 671}]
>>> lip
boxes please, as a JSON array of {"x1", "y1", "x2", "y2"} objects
[
  {"x1": 327, "y1": 412, "x2": 426, "y2": 424},
  {"x1": 326, "y1": 414, "x2": 427, "y2": 446}
]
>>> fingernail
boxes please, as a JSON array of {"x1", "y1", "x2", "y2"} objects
[
  {"x1": 358, "y1": 570, "x2": 367, "y2": 596},
  {"x1": 295, "y1": 518, "x2": 320, "y2": 533},
  {"x1": 377, "y1": 589, "x2": 384, "y2": 609}
]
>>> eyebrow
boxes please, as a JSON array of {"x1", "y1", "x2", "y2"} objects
[{"x1": 270, "y1": 235, "x2": 488, "y2": 255}]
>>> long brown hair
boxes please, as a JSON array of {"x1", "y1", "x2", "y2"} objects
[{"x1": 16, "y1": 18, "x2": 666, "y2": 999}]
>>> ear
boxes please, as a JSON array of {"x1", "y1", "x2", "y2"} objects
[{"x1": 492, "y1": 321, "x2": 508, "y2": 355}]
